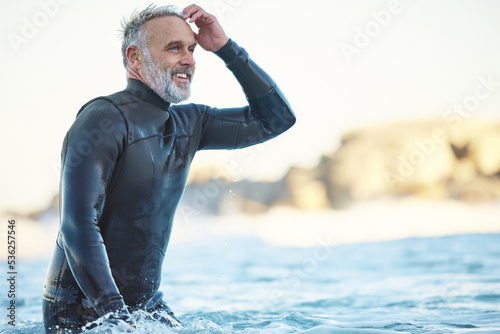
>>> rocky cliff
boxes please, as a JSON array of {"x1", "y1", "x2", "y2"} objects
[{"x1": 182, "y1": 118, "x2": 500, "y2": 213}]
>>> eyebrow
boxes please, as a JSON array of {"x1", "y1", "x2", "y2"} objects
[{"x1": 165, "y1": 40, "x2": 198, "y2": 49}]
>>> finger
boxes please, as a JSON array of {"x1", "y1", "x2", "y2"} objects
[
  {"x1": 182, "y1": 4, "x2": 205, "y2": 21},
  {"x1": 189, "y1": 10, "x2": 208, "y2": 24},
  {"x1": 195, "y1": 13, "x2": 215, "y2": 25},
  {"x1": 187, "y1": 7, "x2": 210, "y2": 23},
  {"x1": 193, "y1": 12, "x2": 218, "y2": 28},
  {"x1": 183, "y1": 5, "x2": 215, "y2": 25},
  {"x1": 182, "y1": 4, "x2": 198, "y2": 18}
]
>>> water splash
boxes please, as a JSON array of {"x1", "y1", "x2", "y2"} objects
[
  {"x1": 81, "y1": 314, "x2": 229, "y2": 334},
  {"x1": 82, "y1": 310, "x2": 180, "y2": 334},
  {"x1": 2, "y1": 234, "x2": 500, "y2": 333}
]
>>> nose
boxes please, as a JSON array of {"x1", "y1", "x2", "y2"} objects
[{"x1": 180, "y1": 50, "x2": 195, "y2": 68}]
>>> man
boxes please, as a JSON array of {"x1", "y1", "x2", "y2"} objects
[{"x1": 43, "y1": 4, "x2": 295, "y2": 333}]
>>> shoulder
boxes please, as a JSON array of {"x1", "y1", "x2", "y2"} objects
[
  {"x1": 76, "y1": 97, "x2": 128, "y2": 125},
  {"x1": 68, "y1": 97, "x2": 128, "y2": 144}
]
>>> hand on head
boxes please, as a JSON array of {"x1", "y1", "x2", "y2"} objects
[{"x1": 182, "y1": 4, "x2": 229, "y2": 52}]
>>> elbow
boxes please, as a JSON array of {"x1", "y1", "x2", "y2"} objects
[
  {"x1": 275, "y1": 111, "x2": 296, "y2": 136},
  {"x1": 285, "y1": 109, "x2": 296, "y2": 131},
  {"x1": 248, "y1": 85, "x2": 296, "y2": 138},
  {"x1": 270, "y1": 101, "x2": 296, "y2": 136},
  {"x1": 59, "y1": 209, "x2": 94, "y2": 248},
  {"x1": 60, "y1": 216, "x2": 79, "y2": 249},
  {"x1": 272, "y1": 85, "x2": 296, "y2": 133}
]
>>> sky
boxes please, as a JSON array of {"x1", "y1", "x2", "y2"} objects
[{"x1": 1, "y1": 0, "x2": 500, "y2": 214}]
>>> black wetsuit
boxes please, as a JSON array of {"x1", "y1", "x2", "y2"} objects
[{"x1": 42, "y1": 39, "x2": 295, "y2": 333}]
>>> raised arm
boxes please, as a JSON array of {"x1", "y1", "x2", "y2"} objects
[
  {"x1": 199, "y1": 39, "x2": 295, "y2": 149},
  {"x1": 182, "y1": 5, "x2": 296, "y2": 150}
]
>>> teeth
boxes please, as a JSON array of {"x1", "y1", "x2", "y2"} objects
[{"x1": 174, "y1": 73, "x2": 188, "y2": 79}]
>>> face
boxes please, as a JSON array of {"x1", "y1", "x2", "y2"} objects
[{"x1": 141, "y1": 16, "x2": 197, "y2": 103}]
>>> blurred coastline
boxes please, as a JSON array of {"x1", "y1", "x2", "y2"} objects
[{"x1": 3, "y1": 117, "x2": 500, "y2": 259}]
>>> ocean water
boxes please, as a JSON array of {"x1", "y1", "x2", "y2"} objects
[{"x1": 1, "y1": 233, "x2": 499, "y2": 333}]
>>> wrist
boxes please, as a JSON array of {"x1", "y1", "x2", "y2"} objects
[
  {"x1": 213, "y1": 37, "x2": 230, "y2": 52},
  {"x1": 214, "y1": 39, "x2": 239, "y2": 62}
]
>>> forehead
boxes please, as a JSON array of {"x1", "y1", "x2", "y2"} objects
[{"x1": 144, "y1": 16, "x2": 195, "y2": 47}]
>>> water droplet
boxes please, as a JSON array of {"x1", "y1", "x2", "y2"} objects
[
  {"x1": 221, "y1": 273, "x2": 225, "y2": 277},
  {"x1": 233, "y1": 178, "x2": 237, "y2": 182},
  {"x1": 224, "y1": 242, "x2": 228, "y2": 246}
]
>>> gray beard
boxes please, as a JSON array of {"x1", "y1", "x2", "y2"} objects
[{"x1": 143, "y1": 50, "x2": 192, "y2": 104}]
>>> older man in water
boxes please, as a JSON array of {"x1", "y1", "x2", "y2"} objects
[{"x1": 43, "y1": 3, "x2": 295, "y2": 333}]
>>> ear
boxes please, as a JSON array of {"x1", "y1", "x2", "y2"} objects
[{"x1": 126, "y1": 45, "x2": 143, "y2": 70}]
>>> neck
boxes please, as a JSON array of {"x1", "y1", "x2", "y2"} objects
[{"x1": 126, "y1": 66, "x2": 149, "y2": 86}]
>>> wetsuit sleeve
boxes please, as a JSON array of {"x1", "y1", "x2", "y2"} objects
[
  {"x1": 59, "y1": 101, "x2": 128, "y2": 317},
  {"x1": 197, "y1": 39, "x2": 296, "y2": 150}
]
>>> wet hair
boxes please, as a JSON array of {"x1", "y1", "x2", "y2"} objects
[{"x1": 120, "y1": 4, "x2": 183, "y2": 68}]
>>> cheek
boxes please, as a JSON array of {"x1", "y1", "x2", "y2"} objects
[{"x1": 152, "y1": 52, "x2": 174, "y2": 69}]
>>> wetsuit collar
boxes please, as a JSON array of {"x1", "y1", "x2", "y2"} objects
[{"x1": 125, "y1": 79, "x2": 171, "y2": 111}]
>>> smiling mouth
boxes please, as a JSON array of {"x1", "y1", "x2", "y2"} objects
[
  {"x1": 172, "y1": 71, "x2": 191, "y2": 81},
  {"x1": 174, "y1": 72, "x2": 188, "y2": 79}
]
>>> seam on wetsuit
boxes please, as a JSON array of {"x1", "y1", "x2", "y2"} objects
[
  {"x1": 246, "y1": 84, "x2": 277, "y2": 100},
  {"x1": 205, "y1": 110, "x2": 248, "y2": 123},
  {"x1": 234, "y1": 123, "x2": 242, "y2": 149},
  {"x1": 247, "y1": 86, "x2": 281, "y2": 136},
  {"x1": 79, "y1": 97, "x2": 130, "y2": 141},
  {"x1": 128, "y1": 133, "x2": 194, "y2": 146},
  {"x1": 136, "y1": 126, "x2": 156, "y2": 206}
]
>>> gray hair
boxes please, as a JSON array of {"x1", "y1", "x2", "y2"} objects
[{"x1": 120, "y1": 4, "x2": 183, "y2": 68}]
